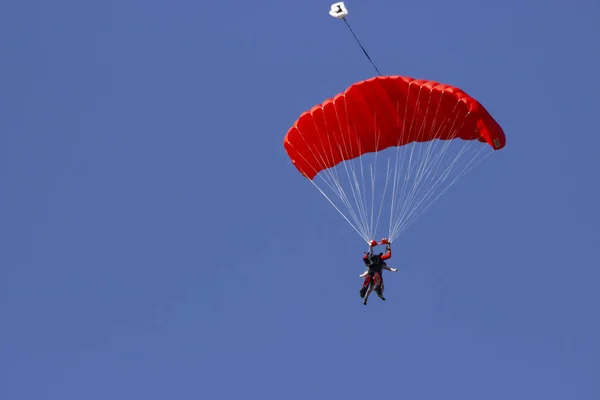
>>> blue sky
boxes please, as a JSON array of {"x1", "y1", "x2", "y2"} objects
[{"x1": 1, "y1": 0, "x2": 599, "y2": 399}]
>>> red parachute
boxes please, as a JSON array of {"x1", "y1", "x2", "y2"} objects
[
  {"x1": 284, "y1": 76, "x2": 505, "y2": 180},
  {"x1": 283, "y1": 75, "x2": 505, "y2": 242}
]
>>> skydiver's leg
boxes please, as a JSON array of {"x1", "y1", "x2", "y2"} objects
[
  {"x1": 364, "y1": 278, "x2": 375, "y2": 305},
  {"x1": 360, "y1": 275, "x2": 370, "y2": 298},
  {"x1": 374, "y1": 273, "x2": 385, "y2": 301}
]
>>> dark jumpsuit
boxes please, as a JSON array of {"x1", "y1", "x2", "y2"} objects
[{"x1": 362, "y1": 249, "x2": 391, "y2": 290}]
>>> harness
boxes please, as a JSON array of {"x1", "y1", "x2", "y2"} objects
[{"x1": 363, "y1": 253, "x2": 384, "y2": 275}]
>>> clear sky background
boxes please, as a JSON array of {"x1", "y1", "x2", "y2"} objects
[{"x1": 2, "y1": 1, "x2": 599, "y2": 399}]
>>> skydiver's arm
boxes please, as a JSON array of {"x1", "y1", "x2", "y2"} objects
[
  {"x1": 359, "y1": 270, "x2": 368, "y2": 278},
  {"x1": 381, "y1": 248, "x2": 392, "y2": 260},
  {"x1": 383, "y1": 265, "x2": 398, "y2": 272}
]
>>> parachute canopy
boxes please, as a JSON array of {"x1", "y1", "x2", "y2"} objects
[
  {"x1": 284, "y1": 76, "x2": 505, "y2": 180},
  {"x1": 283, "y1": 75, "x2": 505, "y2": 243}
]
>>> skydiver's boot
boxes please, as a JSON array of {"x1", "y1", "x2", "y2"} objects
[{"x1": 375, "y1": 285, "x2": 386, "y2": 301}]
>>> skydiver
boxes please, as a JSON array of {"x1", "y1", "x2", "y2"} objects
[{"x1": 360, "y1": 239, "x2": 398, "y2": 305}]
